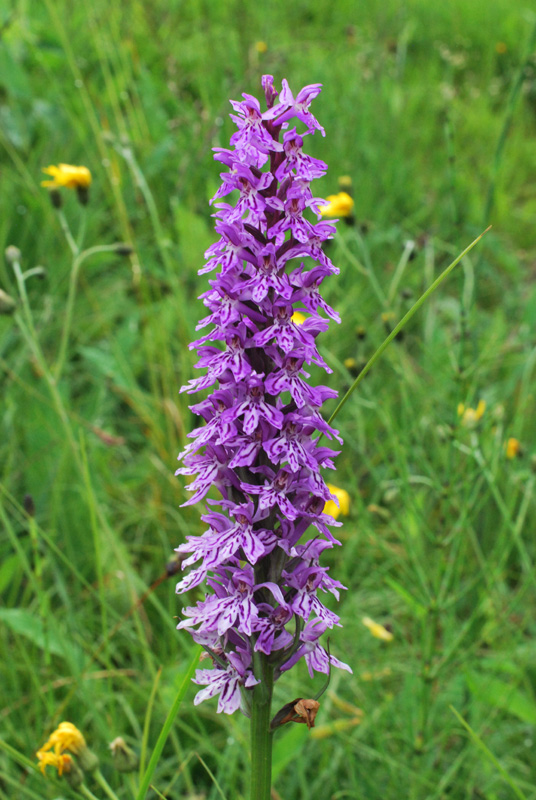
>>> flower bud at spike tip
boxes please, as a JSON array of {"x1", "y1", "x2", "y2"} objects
[{"x1": 174, "y1": 75, "x2": 351, "y2": 716}]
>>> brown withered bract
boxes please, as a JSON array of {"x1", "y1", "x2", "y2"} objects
[{"x1": 270, "y1": 698, "x2": 320, "y2": 730}]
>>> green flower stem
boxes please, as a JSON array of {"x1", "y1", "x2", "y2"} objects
[
  {"x1": 250, "y1": 654, "x2": 274, "y2": 800},
  {"x1": 327, "y1": 227, "x2": 490, "y2": 427},
  {"x1": 57, "y1": 209, "x2": 79, "y2": 257},
  {"x1": 80, "y1": 784, "x2": 104, "y2": 800},
  {"x1": 93, "y1": 769, "x2": 121, "y2": 800},
  {"x1": 54, "y1": 244, "x2": 124, "y2": 381}
]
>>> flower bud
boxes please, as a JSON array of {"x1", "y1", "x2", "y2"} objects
[
  {"x1": 64, "y1": 757, "x2": 84, "y2": 789},
  {"x1": 338, "y1": 175, "x2": 353, "y2": 193},
  {"x1": 113, "y1": 243, "x2": 134, "y2": 256},
  {"x1": 23, "y1": 494, "x2": 36, "y2": 516},
  {"x1": 505, "y1": 437, "x2": 522, "y2": 460},
  {"x1": 5, "y1": 245, "x2": 21, "y2": 264},
  {"x1": 49, "y1": 189, "x2": 63, "y2": 209},
  {"x1": 77, "y1": 746, "x2": 99, "y2": 772},
  {"x1": 109, "y1": 737, "x2": 139, "y2": 773},
  {"x1": 76, "y1": 186, "x2": 90, "y2": 206}
]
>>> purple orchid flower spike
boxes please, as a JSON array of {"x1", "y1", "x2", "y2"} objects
[{"x1": 175, "y1": 76, "x2": 350, "y2": 728}]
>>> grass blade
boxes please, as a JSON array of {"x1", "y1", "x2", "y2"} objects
[
  {"x1": 136, "y1": 645, "x2": 201, "y2": 800},
  {"x1": 328, "y1": 228, "x2": 491, "y2": 426}
]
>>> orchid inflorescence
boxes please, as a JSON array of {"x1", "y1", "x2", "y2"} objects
[{"x1": 175, "y1": 75, "x2": 351, "y2": 716}]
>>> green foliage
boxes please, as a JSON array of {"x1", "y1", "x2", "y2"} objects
[{"x1": 1, "y1": 1, "x2": 536, "y2": 799}]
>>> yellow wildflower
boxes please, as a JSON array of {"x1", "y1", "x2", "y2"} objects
[
  {"x1": 41, "y1": 164, "x2": 92, "y2": 190},
  {"x1": 338, "y1": 175, "x2": 353, "y2": 191},
  {"x1": 37, "y1": 721, "x2": 98, "y2": 772},
  {"x1": 495, "y1": 42, "x2": 507, "y2": 54},
  {"x1": 41, "y1": 721, "x2": 86, "y2": 755},
  {"x1": 36, "y1": 750, "x2": 72, "y2": 777},
  {"x1": 291, "y1": 311, "x2": 306, "y2": 325},
  {"x1": 362, "y1": 616, "x2": 393, "y2": 642},
  {"x1": 255, "y1": 41, "x2": 268, "y2": 54},
  {"x1": 458, "y1": 399, "x2": 486, "y2": 427},
  {"x1": 320, "y1": 192, "x2": 354, "y2": 218},
  {"x1": 505, "y1": 437, "x2": 521, "y2": 459},
  {"x1": 324, "y1": 484, "x2": 350, "y2": 520}
]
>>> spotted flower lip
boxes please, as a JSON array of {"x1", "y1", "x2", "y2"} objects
[{"x1": 175, "y1": 75, "x2": 351, "y2": 715}]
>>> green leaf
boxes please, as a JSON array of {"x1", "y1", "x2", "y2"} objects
[
  {"x1": 272, "y1": 725, "x2": 308, "y2": 781},
  {"x1": 465, "y1": 671, "x2": 536, "y2": 725},
  {"x1": 0, "y1": 608, "x2": 82, "y2": 664},
  {"x1": 0, "y1": 554, "x2": 21, "y2": 594},
  {"x1": 384, "y1": 577, "x2": 426, "y2": 617}
]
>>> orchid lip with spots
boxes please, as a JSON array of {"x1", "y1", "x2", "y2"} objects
[{"x1": 175, "y1": 75, "x2": 351, "y2": 716}]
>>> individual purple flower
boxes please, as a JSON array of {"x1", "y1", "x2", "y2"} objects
[{"x1": 175, "y1": 75, "x2": 351, "y2": 716}]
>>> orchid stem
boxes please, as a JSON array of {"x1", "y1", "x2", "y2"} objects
[{"x1": 250, "y1": 655, "x2": 274, "y2": 800}]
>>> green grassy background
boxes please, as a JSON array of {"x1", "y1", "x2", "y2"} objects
[{"x1": 1, "y1": 1, "x2": 536, "y2": 798}]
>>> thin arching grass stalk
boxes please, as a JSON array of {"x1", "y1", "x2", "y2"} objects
[
  {"x1": 139, "y1": 667, "x2": 162, "y2": 783},
  {"x1": 79, "y1": 432, "x2": 108, "y2": 646},
  {"x1": 54, "y1": 244, "x2": 125, "y2": 381},
  {"x1": 57, "y1": 209, "x2": 79, "y2": 257},
  {"x1": 194, "y1": 752, "x2": 229, "y2": 800},
  {"x1": 450, "y1": 707, "x2": 527, "y2": 800},
  {"x1": 328, "y1": 228, "x2": 490, "y2": 427}
]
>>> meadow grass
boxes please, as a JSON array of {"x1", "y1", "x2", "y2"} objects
[{"x1": 1, "y1": 1, "x2": 536, "y2": 798}]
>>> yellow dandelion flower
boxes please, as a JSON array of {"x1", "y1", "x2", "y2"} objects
[
  {"x1": 362, "y1": 616, "x2": 393, "y2": 642},
  {"x1": 36, "y1": 750, "x2": 72, "y2": 777},
  {"x1": 319, "y1": 192, "x2": 354, "y2": 218},
  {"x1": 43, "y1": 721, "x2": 87, "y2": 755},
  {"x1": 255, "y1": 41, "x2": 268, "y2": 54},
  {"x1": 458, "y1": 399, "x2": 486, "y2": 427},
  {"x1": 291, "y1": 311, "x2": 306, "y2": 325},
  {"x1": 41, "y1": 164, "x2": 92, "y2": 191},
  {"x1": 37, "y1": 721, "x2": 98, "y2": 772},
  {"x1": 505, "y1": 437, "x2": 521, "y2": 459},
  {"x1": 324, "y1": 483, "x2": 350, "y2": 520}
]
